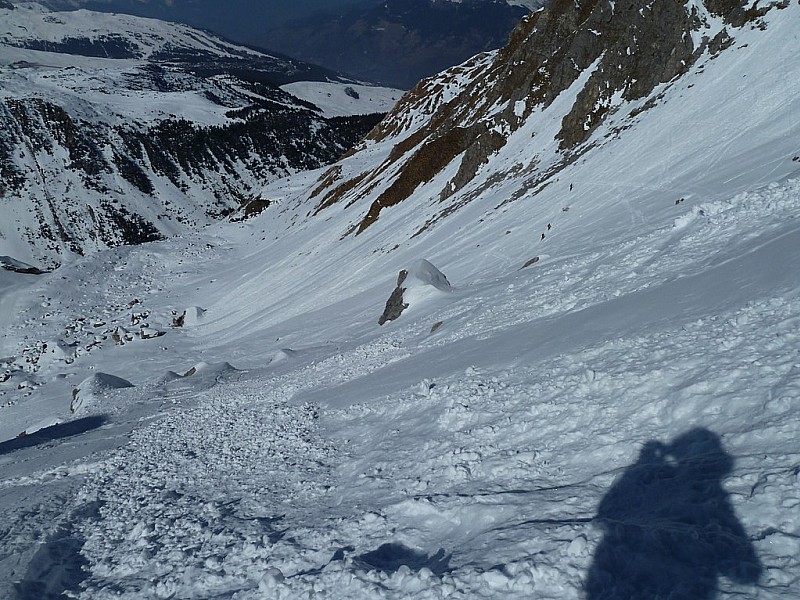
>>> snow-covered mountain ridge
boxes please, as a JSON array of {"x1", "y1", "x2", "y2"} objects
[
  {"x1": 0, "y1": 2, "x2": 399, "y2": 269},
  {"x1": 0, "y1": 0, "x2": 799, "y2": 598},
  {"x1": 300, "y1": 0, "x2": 795, "y2": 241},
  {"x1": 261, "y1": 0, "x2": 532, "y2": 88},
  {"x1": 2, "y1": 2, "x2": 300, "y2": 70}
]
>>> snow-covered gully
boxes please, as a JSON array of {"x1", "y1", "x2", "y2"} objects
[{"x1": 1, "y1": 178, "x2": 798, "y2": 598}]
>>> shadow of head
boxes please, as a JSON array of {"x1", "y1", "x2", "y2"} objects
[
  {"x1": 667, "y1": 427, "x2": 733, "y2": 477},
  {"x1": 355, "y1": 542, "x2": 451, "y2": 576}
]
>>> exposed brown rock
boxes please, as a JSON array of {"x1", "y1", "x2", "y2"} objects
[
  {"x1": 520, "y1": 256, "x2": 540, "y2": 270},
  {"x1": 378, "y1": 269, "x2": 410, "y2": 325},
  {"x1": 322, "y1": 0, "x2": 765, "y2": 236}
]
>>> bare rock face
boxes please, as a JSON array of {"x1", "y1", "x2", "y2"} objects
[{"x1": 379, "y1": 269, "x2": 410, "y2": 326}]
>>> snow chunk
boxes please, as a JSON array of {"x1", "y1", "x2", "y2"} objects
[
  {"x1": 378, "y1": 259, "x2": 451, "y2": 325},
  {"x1": 172, "y1": 306, "x2": 206, "y2": 327},
  {"x1": 673, "y1": 201, "x2": 731, "y2": 229},
  {"x1": 182, "y1": 361, "x2": 237, "y2": 378},
  {"x1": 71, "y1": 372, "x2": 134, "y2": 414},
  {"x1": 268, "y1": 348, "x2": 297, "y2": 366},
  {"x1": 407, "y1": 259, "x2": 452, "y2": 292}
]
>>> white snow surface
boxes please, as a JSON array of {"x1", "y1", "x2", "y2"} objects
[
  {"x1": 0, "y1": 2, "x2": 267, "y2": 60},
  {"x1": 280, "y1": 81, "x2": 403, "y2": 117},
  {"x1": 1, "y1": 4, "x2": 799, "y2": 600}
]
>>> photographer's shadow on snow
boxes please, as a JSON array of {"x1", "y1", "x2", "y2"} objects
[{"x1": 586, "y1": 428, "x2": 762, "y2": 600}]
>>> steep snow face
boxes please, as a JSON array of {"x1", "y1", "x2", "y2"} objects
[{"x1": 0, "y1": 3, "x2": 394, "y2": 269}]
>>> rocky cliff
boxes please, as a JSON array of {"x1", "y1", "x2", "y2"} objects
[{"x1": 306, "y1": 0, "x2": 790, "y2": 239}]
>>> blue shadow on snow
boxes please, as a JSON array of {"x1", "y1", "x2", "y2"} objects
[
  {"x1": 355, "y1": 542, "x2": 451, "y2": 575},
  {"x1": 14, "y1": 501, "x2": 104, "y2": 600},
  {"x1": 586, "y1": 427, "x2": 762, "y2": 599},
  {"x1": 0, "y1": 416, "x2": 108, "y2": 456}
]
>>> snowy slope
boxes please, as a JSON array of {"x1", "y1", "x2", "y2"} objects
[
  {"x1": 0, "y1": 2, "x2": 395, "y2": 269},
  {"x1": 2, "y1": 1, "x2": 295, "y2": 67},
  {"x1": 0, "y1": 0, "x2": 799, "y2": 599},
  {"x1": 280, "y1": 82, "x2": 404, "y2": 118}
]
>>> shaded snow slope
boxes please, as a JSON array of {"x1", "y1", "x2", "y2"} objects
[{"x1": 0, "y1": 1, "x2": 798, "y2": 599}]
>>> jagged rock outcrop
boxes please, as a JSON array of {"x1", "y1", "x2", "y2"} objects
[
  {"x1": 308, "y1": 0, "x2": 786, "y2": 239},
  {"x1": 379, "y1": 269, "x2": 411, "y2": 326}
]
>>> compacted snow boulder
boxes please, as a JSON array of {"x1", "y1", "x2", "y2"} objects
[
  {"x1": 379, "y1": 259, "x2": 451, "y2": 325},
  {"x1": 70, "y1": 372, "x2": 134, "y2": 414}
]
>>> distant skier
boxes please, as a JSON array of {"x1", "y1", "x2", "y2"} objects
[{"x1": 586, "y1": 428, "x2": 761, "y2": 600}]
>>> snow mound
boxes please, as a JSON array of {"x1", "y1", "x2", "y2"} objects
[
  {"x1": 379, "y1": 259, "x2": 451, "y2": 325},
  {"x1": 173, "y1": 306, "x2": 207, "y2": 327},
  {"x1": 268, "y1": 349, "x2": 297, "y2": 366},
  {"x1": 182, "y1": 361, "x2": 238, "y2": 378},
  {"x1": 157, "y1": 361, "x2": 239, "y2": 394},
  {"x1": 70, "y1": 372, "x2": 134, "y2": 414},
  {"x1": 407, "y1": 259, "x2": 452, "y2": 292}
]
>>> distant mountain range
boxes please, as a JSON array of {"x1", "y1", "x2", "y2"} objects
[
  {"x1": 262, "y1": 0, "x2": 537, "y2": 88},
  {"x1": 0, "y1": 2, "x2": 400, "y2": 268},
  {"x1": 30, "y1": 0, "x2": 540, "y2": 89}
]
